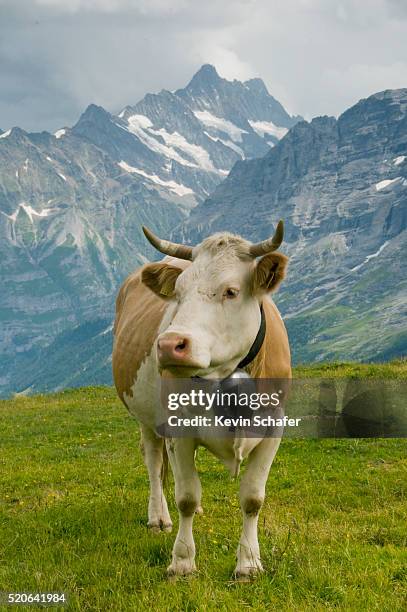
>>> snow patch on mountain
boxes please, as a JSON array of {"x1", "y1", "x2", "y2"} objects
[
  {"x1": 350, "y1": 241, "x2": 390, "y2": 272},
  {"x1": 123, "y1": 114, "x2": 218, "y2": 172},
  {"x1": 21, "y1": 204, "x2": 51, "y2": 222},
  {"x1": 393, "y1": 155, "x2": 405, "y2": 166},
  {"x1": 54, "y1": 129, "x2": 66, "y2": 139},
  {"x1": 218, "y1": 139, "x2": 245, "y2": 157},
  {"x1": 375, "y1": 177, "x2": 402, "y2": 191},
  {"x1": 1, "y1": 203, "x2": 56, "y2": 224},
  {"x1": 203, "y1": 131, "x2": 243, "y2": 157},
  {"x1": 127, "y1": 114, "x2": 152, "y2": 130},
  {"x1": 193, "y1": 110, "x2": 247, "y2": 143},
  {"x1": 118, "y1": 161, "x2": 194, "y2": 196},
  {"x1": 154, "y1": 126, "x2": 217, "y2": 173},
  {"x1": 0, "y1": 129, "x2": 11, "y2": 139},
  {"x1": 248, "y1": 119, "x2": 288, "y2": 140}
]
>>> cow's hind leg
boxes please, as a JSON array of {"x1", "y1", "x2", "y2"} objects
[
  {"x1": 140, "y1": 425, "x2": 172, "y2": 532},
  {"x1": 235, "y1": 437, "x2": 281, "y2": 579},
  {"x1": 167, "y1": 438, "x2": 201, "y2": 576}
]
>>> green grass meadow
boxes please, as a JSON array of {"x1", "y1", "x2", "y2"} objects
[{"x1": 0, "y1": 363, "x2": 406, "y2": 611}]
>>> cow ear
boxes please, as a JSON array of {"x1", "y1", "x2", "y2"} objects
[
  {"x1": 253, "y1": 252, "x2": 288, "y2": 293},
  {"x1": 141, "y1": 263, "x2": 182, "y2": 299}
]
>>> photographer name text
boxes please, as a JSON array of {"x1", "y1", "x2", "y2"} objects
[{"x1": 167, "y1": 414, "x2": 302, "y2": 428}]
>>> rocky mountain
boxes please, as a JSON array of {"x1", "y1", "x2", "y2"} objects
[
  {"x1": 0, "y1": 126, "x2": 184, "y2": 394},
  {"x1": 0, "y1": 65, "x2": 297, "y2": 397},
  {"x1": 177, "y1": 89, "x2": 407, "y2": 363},
  {"x1": 103, "y1": 64, "x2": 301, "y2": 204}
]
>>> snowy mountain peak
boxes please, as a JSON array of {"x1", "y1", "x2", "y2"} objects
[
  {"x1": 0, "y1": 126, "x2": 27, "y2": 141},
  {"x1": 75, "y1": 66, "x2": 302, "y2": 205}
]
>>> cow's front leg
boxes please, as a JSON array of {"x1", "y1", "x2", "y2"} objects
[
  {"x1": 235, "y1": 437, "x2": 281, "y2": 579},
  {"x1": 140, "y1": 425, "x2": 172, "y2": 532},
  {"x1": 167, "y1": 438, "x2": 201, "y2": 576}
]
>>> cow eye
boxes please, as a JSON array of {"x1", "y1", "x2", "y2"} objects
[{"x1": 224, "y1": 287, "x2": 239, "y2": 299}]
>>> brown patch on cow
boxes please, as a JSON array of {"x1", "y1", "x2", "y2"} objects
[
  {"x1": 113, "y1": 258, "x2": 190, "y2": 403},
  {"x1": 246, "y1": 297, "x2": 291, "y2": 379},
  {"x1": 142, "y1": 262, "x2": 183, "y2": 298},
  {"x1": 112, "y1": 268, "x2": 166, "y2": 402},
  {"x1": 253, "y1": 252, "x2": 288, "y2": 293}
]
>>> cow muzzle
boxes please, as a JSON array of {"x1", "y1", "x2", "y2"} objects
[{"x1": 156, "y1": 331, "x2": 210, "y2": 370}]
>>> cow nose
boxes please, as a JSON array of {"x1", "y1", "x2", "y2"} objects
[{"x1": 157, "y1": 333, "x2": 191, "y2": 364}]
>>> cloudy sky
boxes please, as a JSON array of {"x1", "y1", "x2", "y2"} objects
[{"x1": 1, "y1": 0, "x2": 406, "y2": 132}]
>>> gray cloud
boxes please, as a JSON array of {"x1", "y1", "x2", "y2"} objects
[{"x1": 0, "y1": 0, "x2": 406, "y2": 132}]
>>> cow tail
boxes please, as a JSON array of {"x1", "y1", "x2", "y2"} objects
[{"x1": 161, "y1": 441, "x2": 169, "y2": 489}]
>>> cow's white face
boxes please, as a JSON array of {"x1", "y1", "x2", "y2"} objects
[{"x1": 142, "y1": 233, "x2": 287, "y2": 379}]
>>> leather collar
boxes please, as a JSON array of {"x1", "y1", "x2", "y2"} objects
[{"x1": 237, "y1": 304, "x2": 266, "y2": 369}]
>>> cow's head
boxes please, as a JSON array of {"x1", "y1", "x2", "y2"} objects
[{"x1": 141, "y1": 222, "x2": 288, "y2": 378}]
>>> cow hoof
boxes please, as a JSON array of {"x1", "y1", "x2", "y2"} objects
[
  {"x1": 235, "y1": 573, "x2": 253, "y2": 583},
  {"x1": 195, "y1": 505, "x2": 204, "y2": 515},
  {"x1": 167, "y1": 559, "x2": 196, "y2": 577},
  {"x1": 148, "y1": 519, "x2": 173, "y2": 533},
  {"x1": 234, "y1": 563, "x2": 263, "y2": 581}
]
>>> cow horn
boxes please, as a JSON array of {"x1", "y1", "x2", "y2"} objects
[
  {"x1": 142, "y1": 226, "x2": 194, "y2": 261},
  {"x1": 249, "y1": 220, "x2": 284, "y2": 257}
]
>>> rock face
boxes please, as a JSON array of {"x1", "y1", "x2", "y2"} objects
[
  {"x1": 0, "y1": 65, "x2": 297, "y2": 396},
  {"x1": 0, "y1": 125, "x2": 185, "y2": 394},
  {"x1": 177, "y1": 89, "x2": 407, "y2": 364}
]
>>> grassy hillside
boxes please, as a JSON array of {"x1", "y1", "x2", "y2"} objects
[{"x1": 0, "y1": 363, "x2": 406, "y2": 611}]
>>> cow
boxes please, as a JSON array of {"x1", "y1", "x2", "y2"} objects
[{"x1": 112, "y1": 221, "x2": 291, "y2": 579}]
